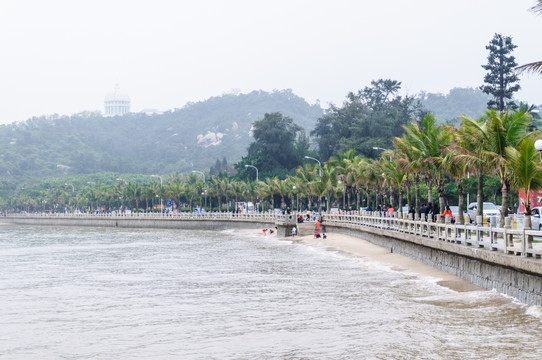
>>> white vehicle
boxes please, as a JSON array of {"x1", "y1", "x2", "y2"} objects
[
  {"x1": 528, "y1": 207, "x2": 542, "y2": 231},
  {"x1": 235, "y1": 202, "x2": 254, "y2": 213},
  {"x1": 466, "y1": 202, "x2": 500, "y2": 224}
]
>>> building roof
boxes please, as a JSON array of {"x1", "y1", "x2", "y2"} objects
[{"x1": 104, "y1": 83, "x2": 130, "y2": 102}]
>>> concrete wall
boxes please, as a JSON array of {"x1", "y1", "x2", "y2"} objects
[{"x1": 2, "y1": 216, "x2": 275, "y2": 232}]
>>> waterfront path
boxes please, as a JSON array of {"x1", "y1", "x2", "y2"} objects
[{"x1": 4, "y1": 211, "x2": 542, "y2": 260}]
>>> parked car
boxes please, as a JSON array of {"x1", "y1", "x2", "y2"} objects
[
  {"x1": 466, "y1": 202, "x2": 500, "y2": 224},
  {"x1": 528, "y1": 207, "x2": 542, "y2": 230}
]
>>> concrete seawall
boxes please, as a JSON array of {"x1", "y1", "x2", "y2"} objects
[
  {"x1": 1, "y1": 215, "x2": 275, "y2": 232},
  {"x1": 4, "y1": 214, "x2": 542, "y2": 306}
]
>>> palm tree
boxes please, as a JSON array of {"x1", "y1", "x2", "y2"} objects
[
  {"x1": 440, "y1": 144, "x2": 470, "y2": 225},
  {"x1": 351, "y1": 157, "x2": 370, "y2": 211},
  {"x1": 401, "y1": 114, "x2": 451, "y2": 212},
  {"x1": 484, "y1": 109, "x2": 532, "y2": 226},
  {"x1": 518, "y1": 102, "x2": 542, "y2": 131},
  {"x1": 507, "y1": 138, "x2": 542, "y2": 229},
  {"x1": 271, "y1": 177, "x2": 289, "y2": 209},
  {"x1": 242, "y1": 180, "x2": 259, "y2": 212},
  {"x1": 365, "y1": 160, "x2": 386, "y2": 210},
  {"x1": 259, "y1": 178, "x2": 276, "y2": 211},
  {"x1": 296, "y1": 163, "x2": 319, "y2": 210},
  {"x1": 516, "y1": 1, "x2": 542, "y2": 75},
  {"x1": 141, "y1": 183, "x2": 155, "y2": 212},
  {"x1": 167, "y1": 181, "x2": 185, "y2": 212},
  {"x1": 457, "y1": 114, "x2": 494, "y2": 220},
  {"x1": 231, "y1": 180, "x2": 246, "y2": 210},
  {"x1": 381, "y1": 157, "x2": 406, "y2": 215},
  {"x1": 328, "y1": 149, "x2": 356, "y2": 209},
  {"x1": 125, "y1": 182, "x2": 142, "y2": 211}
]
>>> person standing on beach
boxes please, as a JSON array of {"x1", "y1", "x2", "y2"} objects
[
  {"x1": 291, "y1": 226, "x2": 297, "y2": 237},
  {"x1": 315, "y1": 219, "x2": 321, "y2": 232}
]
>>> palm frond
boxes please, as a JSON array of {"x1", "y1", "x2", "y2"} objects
[
  {"x1": 530, "y1": 1, "x2": 542, "y2": 15},
  {"x1": 515, "y1": 61, "x2": 542, "y2": 75}
]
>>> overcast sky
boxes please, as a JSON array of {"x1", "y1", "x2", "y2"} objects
[{"x1": 1, "y1": 0, "x2": 541, "y2": 125}]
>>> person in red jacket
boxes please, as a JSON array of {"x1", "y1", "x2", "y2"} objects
[{"x1": 441, "y1": 205, "x2": 455, "y2": 223}]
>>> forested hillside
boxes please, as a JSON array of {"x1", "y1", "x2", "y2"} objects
[
  {"x1": 419, "y1": 87, "x2": 490, "y2": 125},
  {"x1": 0, "y1": 89, "x2": 322, "y2": 186}
]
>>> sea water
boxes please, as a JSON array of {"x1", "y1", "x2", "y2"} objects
[{"x1": 0, "y1": 225, "x2": 541, "y2": 359}]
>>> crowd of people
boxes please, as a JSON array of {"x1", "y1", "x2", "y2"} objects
[{"x1": 266, "y1": 202, "x2": 457, "y2": 239}]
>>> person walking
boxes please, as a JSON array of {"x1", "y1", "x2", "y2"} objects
[
  {"x1": 387, "y1": 205, "x2": 395, "y2": 217},
  {"x1": 441, "y1": 205, "x2": 455, "y2": 223}
]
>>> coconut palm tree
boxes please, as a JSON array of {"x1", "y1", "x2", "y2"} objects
[
  {"x1": 381, "y1": 157, "x2": 406, "y2": 215},
  {"x1": 167, "y1": 181, "x2": 185, "y2": 212},
  {"x1": 484, "y1": 109, "x2": 532, "y2": 226},
  {"x1": 296, "y1": 163, "x2": 319, "y2": 210},
  {"x1": 439, "y1": 138, "x2": 470, "y2": 224},
  {"x1": 507, "y1": 138, "x2": 542, "y2": 229},
  {"x1": 141, "y1": 183, "x2": 155, "y2": 212},
  {"x1": 241, "y1": 180, "x2": 259, "y2": 212},
  {"x1": 328, "y1": 149, "x2": 356, "y2": 209},
  {"x1": 516, "y1": 1, "x2": 542, "y2": 75},
  {"x1": 518, "y1": 102, "x2": 542, "y2": 131},
  {"x1": 125, "y1": 182, "x2": 142, "y2": 211},
  {"x1": 401, "y1": 114, "x2": 452, "y2": 214},
  {"x1": 394, "y1": 136, "x2": 424, "y2": 213},
  {"x1": 457, "y1": 114, "x2": 494, "y2": 220},
  {"x1": 259, "y1": 178, "x2": 276, "y2": 211},
  {"x1": 271, "y1": 177, "x2": 290, "y2": 209}
]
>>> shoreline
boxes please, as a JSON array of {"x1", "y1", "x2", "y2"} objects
[{"x1": 251, "y1": 228, "x2": 483, "y2": 293}]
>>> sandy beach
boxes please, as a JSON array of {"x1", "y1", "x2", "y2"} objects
[{"x1": 252, "y1": 228, "x2": 482, "y2": 292}]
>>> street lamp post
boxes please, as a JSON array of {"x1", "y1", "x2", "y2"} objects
[
  {"x1": 305, "y1": 156, "x2": 322, "y2": 212},
  {"x1": 304, "y1": 156, "x2": 321, "y2": 176},
  {"x1": 535, "y1": 139, "x2": 542, "y2": 160},
  {"x1": 372, "y1": 146, "x2": 392, "y2": 161},
  {"x1": 191, "y1": 170, "x2": 205, "y2": 183},
  {"x1": 65, "y1": 183, "x2": 75, "y2": 213},
  {"x1": 245, "y1": 165, "x2": 259, "y2": 212},
  {"x1": 151, "y1": 175, "x2": 163, "y2": 214},
  {"x1": 244, "y1": 164, "x2": 258, "y2": 182},
  {"x1": 192, "y1": 171, "x2": 206, "y2": 211},
  {"x1": 338, "y1": 180, "x2": 346, "y2": 210},
  {"x1": 292, "y1": 185, "x2": 299, "y2": 211}
]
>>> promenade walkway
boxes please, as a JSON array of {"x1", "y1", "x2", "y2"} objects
[{"x1": 5, "y1": 210, "x2": 542, "y2": 260}]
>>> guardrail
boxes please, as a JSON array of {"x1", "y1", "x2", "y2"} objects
[
  {"x1": 6, "y1": 211, "x2": 542, "y2": 259},
  {"x1": 322, "y1": 212, "x2": 542, "y2": 260},
  {"x1": 7, "y1": 211, "x2": 282, "y2": 221}
]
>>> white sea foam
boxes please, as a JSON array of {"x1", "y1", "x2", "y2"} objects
[{"x1": 526, "y1": 305, "x2": 542, "y2": 319}]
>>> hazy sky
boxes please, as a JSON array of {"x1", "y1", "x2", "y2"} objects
[{"x1": 1, "y1": 0, "x2": 541, "y2": 125}]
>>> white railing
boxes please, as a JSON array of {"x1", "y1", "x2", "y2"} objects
[
  {"x1": 6, "y1": 211, "x2": 542, "y2": 259},
  {"x1": 322, "y1": 212, "x2": 542, "y2": 259}
]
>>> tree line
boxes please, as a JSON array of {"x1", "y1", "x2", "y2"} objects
[{"x1": 7, "y1": 107, "x2": 542, "y2": 228}]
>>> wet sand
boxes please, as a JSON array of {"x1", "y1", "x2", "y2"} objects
[{"x1": 249, "y1": 228, "x2": 482, "y2": 292}]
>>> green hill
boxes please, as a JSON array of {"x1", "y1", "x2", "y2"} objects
[
  {"x1": 0, "y1": 89, "x2": 323, "y2": 187},
  {"x1": 419, "y1": 87, "x2": 490, "y2": 125}
]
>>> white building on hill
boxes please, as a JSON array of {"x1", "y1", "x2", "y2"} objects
[{"x1": 104, "y1": 83, "x2": 130, "y2": 116}]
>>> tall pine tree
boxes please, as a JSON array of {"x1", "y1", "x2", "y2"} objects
[{"x1": 480, "y1": 33, "x2": 520, "y2": 111}]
